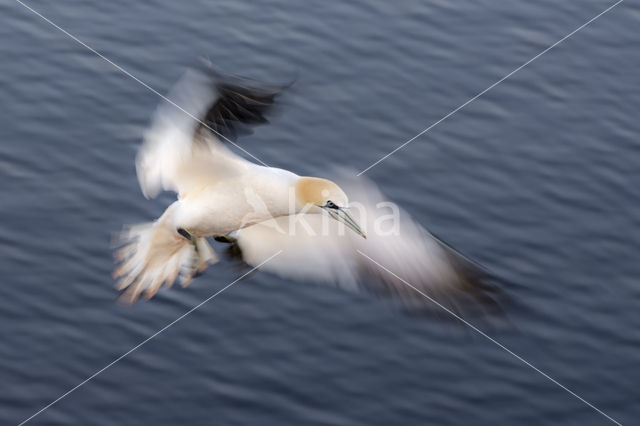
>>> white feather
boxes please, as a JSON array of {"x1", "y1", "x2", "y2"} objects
[
  {"x1": 235, "y1": 174, "x2": 499, "y2": 313},
  {"x1": 136, "y1": 69, "x2": 247, "y2": 199},
  {"x1": 114, "y1": 202, "x2": 218, "y2": 302}
]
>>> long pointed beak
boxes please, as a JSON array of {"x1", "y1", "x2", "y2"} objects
[{"x1": 325, "y1": 207, "x2": 367, "y2": 239}]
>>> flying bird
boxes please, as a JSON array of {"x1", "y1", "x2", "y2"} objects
[
  {"x1": 114, "y1": 67, "x2": 501, "y2": 315},
  {"x1": 114, "y1": 68, "x2": 364, "y2": 302}
]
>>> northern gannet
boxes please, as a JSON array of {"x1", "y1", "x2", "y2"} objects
[
  {"x1": 115, "y1": 67, "x2": 501, "y2": 315},
  {"x1": 114, "y1": 68, "x2": 365, "y2": 302}
]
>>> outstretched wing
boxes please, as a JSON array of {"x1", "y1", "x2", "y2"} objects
[
  {"x1": 233, "y1": 174, "x2": 505, "y2": 318},
  {"x1": 136, "y1": 67, "x2": 285, "y2": 199},
  {"x1": 202, "y1": 72, "x2": 283, "y2": 141}
]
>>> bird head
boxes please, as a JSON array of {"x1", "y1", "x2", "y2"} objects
[{"x1": 295, "y1": 177, "x2": 366, "y2": 238}]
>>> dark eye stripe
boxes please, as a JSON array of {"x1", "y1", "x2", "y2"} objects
[{"x1": 326, "y1": 200, "x2": 338, "y2": 209}]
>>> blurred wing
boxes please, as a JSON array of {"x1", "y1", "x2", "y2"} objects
[
  {"x1": 202, "y1": 72, "x2": 283, "y2": 141},
  {"x1": 235, "y1": 175, "x2": 503, "y2": 317},
  {"x1": 136, "y1": 67, "x2": 284, "y2": 199}
]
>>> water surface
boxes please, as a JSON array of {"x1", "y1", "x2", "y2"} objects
[{"x1": 1, "y1": 0, "x2": 639, "y2": 424}]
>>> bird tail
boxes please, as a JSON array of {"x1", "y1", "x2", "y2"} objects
[{"x1": 113, "y1": 207, "x2": 217, "y2": 303}]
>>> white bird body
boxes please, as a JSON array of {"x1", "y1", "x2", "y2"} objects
[{"x1": 172, "y1": 165, "x2": 299, "y2": 237}]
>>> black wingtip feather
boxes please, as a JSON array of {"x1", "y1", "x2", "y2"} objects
[{"x1": 199, "y1": 65, "x2": 291, "y2": 142}]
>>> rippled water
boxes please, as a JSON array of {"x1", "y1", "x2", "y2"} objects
[{"x1": 2, "y1": 0, "x2": 639, "y2": 424}]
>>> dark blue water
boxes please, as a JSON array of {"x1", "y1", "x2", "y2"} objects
[{"x1": 2, "y1": 0, "x2": 639, "y2": 424}]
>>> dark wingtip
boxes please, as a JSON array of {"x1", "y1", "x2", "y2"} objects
[{"x1": 195, "y1": 62, "x2": 293, "y2": 142}]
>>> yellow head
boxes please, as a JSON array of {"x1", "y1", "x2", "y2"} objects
[
  {"x1": 295, "y1": 177, "x2": 366, "y2": 238},
  {"x1": 295, "y1": 177, "x2": 348, "y2": 210}
]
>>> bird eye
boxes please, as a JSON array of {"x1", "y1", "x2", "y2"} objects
[{"x1": 325, "y1": 200, "x2": 338, "y2": 209}]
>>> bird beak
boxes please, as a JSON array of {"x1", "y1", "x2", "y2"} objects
[{"x1": 324, "y1": 207, "x2": 367, "y2": 239}]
